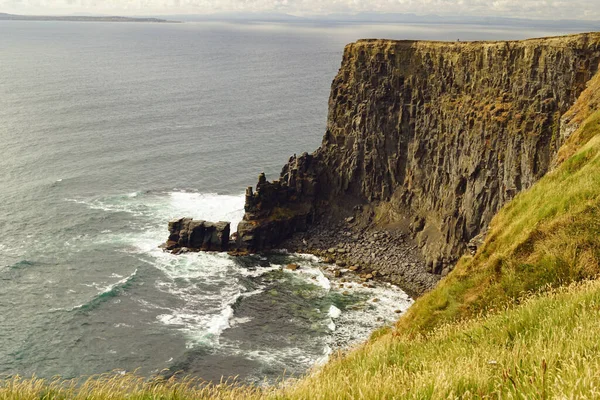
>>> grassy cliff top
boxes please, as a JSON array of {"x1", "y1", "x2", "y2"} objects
[{"x1": 350, "y1": 31, "x2": 600, "y2": 48}]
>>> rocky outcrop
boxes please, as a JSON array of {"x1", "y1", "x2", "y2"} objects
[
  {"x1": 235, "y1": 33, "x2": 600, "y2": 273},
  {"x1": 165, "y1": 218, "x2": 230, "y2": 252},
  {"x1": 234, "y1": 155, "x2": 320, "y2": 251}
]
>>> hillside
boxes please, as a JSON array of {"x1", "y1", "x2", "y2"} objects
[{"x1": 280, "y1": 70, "x2": 600, "y2": 399}]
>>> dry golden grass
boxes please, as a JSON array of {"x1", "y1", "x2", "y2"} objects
[{"x1": 0, "y1": 373, "x2": 267, "y2": 400}]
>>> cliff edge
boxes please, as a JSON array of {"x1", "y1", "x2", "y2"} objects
[{"x1": 234, "y1": 33, "x2": 600, "y2": 274}]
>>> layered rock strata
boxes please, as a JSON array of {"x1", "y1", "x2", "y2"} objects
[
  {"x1": 166, "y1": 33, "x2": 600, "y2": 286},
  {"x1": 232, "y1": 33, "x2": 600, "y2": 272}
]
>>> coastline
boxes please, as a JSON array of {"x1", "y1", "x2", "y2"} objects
[
  {"x1": 0, "y1": 13, "x2": 180, "y2": 23},
  {"x1": 281, "y1": 218, "x2": 439, "y2": 299}
]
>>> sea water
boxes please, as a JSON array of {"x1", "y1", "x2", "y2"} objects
[{"x1": 0, "y1": 20, "x2": 579, "y2": 382}]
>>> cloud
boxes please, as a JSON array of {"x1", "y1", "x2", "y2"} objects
[{"x1": 1, "y1": 0, "x2": 599, "y2": 20}]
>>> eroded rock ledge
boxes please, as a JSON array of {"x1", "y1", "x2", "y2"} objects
[{"x1": 165, "y1": 33, "x2": 600, "y2": 294}]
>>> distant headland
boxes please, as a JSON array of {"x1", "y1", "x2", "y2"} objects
[{"x1": 0, "y1": 13, "x2": 179, "y2": 23}]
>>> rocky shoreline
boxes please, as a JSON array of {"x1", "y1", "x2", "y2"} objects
[{"x1": 280, "y1": 219, "x2": 440, "y2": 298}]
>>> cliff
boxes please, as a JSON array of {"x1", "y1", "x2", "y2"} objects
[{"x1": 234, "y1": 32, "x2": 600, "y2": 276}]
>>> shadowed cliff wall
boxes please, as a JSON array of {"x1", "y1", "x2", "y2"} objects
[
  {"x1": 247, "y1": 33, "x2": 600, "y2": 270},
  {"x1": 228, "y1": 34, "x2": 600, "y2": 276}
]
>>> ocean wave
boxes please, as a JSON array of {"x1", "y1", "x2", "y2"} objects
[
  {"x1": 315, "y1": 345, "x2": 333, "y2": 366},
  {"x1": 242, "y1": 344, "x2": 329, "y2": 376},
  {"x1": 238, "y1": 264, "x2": 281, "y2": 278},
  {"x1": 285, "y1": 266, "x2": 331, "y2": 291},
  {"x1": 156, "y1": 289, "x2": 242, "y2": 347},
  {"x1": 65, "y1": 269, "x2": 138, "y2": 313},
  {"x1": 166, "y1": 191, "x2": 245, "y2": 232},
  {"x1": 66, "y1": 190, "x2": 245, "y2": 231},
  {"x1": 6, "y1": 260, "x2": 37, "y2": 270}
]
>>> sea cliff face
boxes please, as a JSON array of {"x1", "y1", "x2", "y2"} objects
[
  {"x1": 235, "y1": 33, "x2": 600, "y2": 275},
  {"x1": 164, "y1": 33, "x2": 600, "y2": 286}
]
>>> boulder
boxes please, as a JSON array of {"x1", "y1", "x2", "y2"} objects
[{"x1": 165, "y1": 218, "x2": 230, "y2": 252}]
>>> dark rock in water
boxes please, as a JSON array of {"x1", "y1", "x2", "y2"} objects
[
  {"x1": 232, "y1": 159, "x2": 318, "y2": 251},
  {"x1": 165, "y1": 217, "x2": 230, "y2": 252}
]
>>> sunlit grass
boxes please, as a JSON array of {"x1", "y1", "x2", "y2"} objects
[
  {"x1": 283, "y1": 280, "x2": 600, "y2": 399},
  {"x1": 4, "y1": 280, "x2": 600, "y2": 399},
  {"x1": 0, "y1": 373, "x2": 268, "y2": 400}
]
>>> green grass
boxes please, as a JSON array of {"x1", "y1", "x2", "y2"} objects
[{"x1": 281, "y1": 280, "x2": 600, "y2": 399}]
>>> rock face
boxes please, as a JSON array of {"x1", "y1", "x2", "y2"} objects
[
  {"x1": 234, "y1": 33, "x2": 600, "y2": 273},
  {"x1": 165, "y1": 218, "x2": 230, "y2": 252},
  {"x1": 234, "y1": 158, "x2": 318, "y2": 251}
]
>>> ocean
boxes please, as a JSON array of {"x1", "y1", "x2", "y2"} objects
[{"x1": 0, "y1": 20, "x2": 581, "y2": 383}]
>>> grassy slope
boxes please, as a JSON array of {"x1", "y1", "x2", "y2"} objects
[
  {"x1": 397, "y1": 72, "x2": 600, "y2": 336},
  {"x1": 3, "y1": 77, "x2": 600, "y2": 400}
]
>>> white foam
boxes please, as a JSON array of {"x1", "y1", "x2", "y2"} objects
[
  {"x1": 156, "y1": 289, "x2": 242, "y2": 347},
  {"x1": 294, "y1": 267, "x2": 331, "y2": 291},
  {"x1": 241, "y1": 288, "x2": 266, "y2": 298},
  {"x1": 68, "y1": 191, "x2": 245, "y2": 231},
  {"x1": 328, "y1": 305, "x2": 342, "y2": 319},
  {"x1": 243, "y1": 346, "x2": 321, "y2": 372},
  {"x1": 324, "y1": 280, "x2": 414, "y2": 353},
  {"x1": 99, "y1": 269, "x2": 137, "y2": 295},
  {"x1": 238, "y1": 265, "x2": 281, "y2": 278},
  {"x1": 327, "y1": 319, "x2": 336, "y2": 331},
  {"x1": 315, "y1": 345, "x2": 333, "y2": 366},
  {"x1": 294, "y1": 253, "x2": 322, "y2": 263},
  {"x1": 167, "y1": 191, "x2": 244, "y2": 232},
  {"x1": 230, "y1": 316, "x2": 252, "y2": 326},
  {"x1": 207, "y1": 305, "x2": 235, "y2": 336}
]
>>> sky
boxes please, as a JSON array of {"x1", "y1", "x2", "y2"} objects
[{"x1": 1, "y1": 0, "x2": 599, "y2": 20}]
